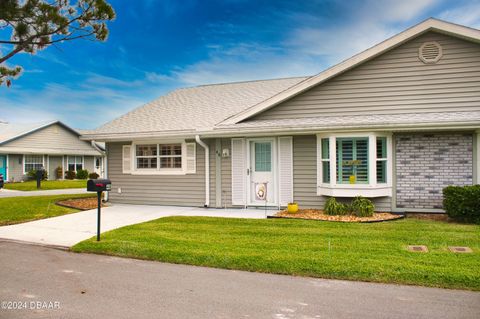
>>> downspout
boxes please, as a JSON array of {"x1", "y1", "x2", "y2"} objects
[{"x1": 195, "y1": 135, "x2": 210, "y2": 207}]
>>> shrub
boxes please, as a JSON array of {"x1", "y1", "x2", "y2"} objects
[
  {"x1": 443, "y1": 185, "x2": 480, "y2": 224},
  {"x1": 88, "y1": 172, "x2": 100, "y2": 179},
  {"x1": 324, "y1": 197, "x2": 348, "y2": 216},
  {"x1": 65, "y1": 170, "x2": 76, "y2": 180},
  {"x1": 55, "y1": 166, "x2": 63, "y2": 179},
  {"x1": 351, "y1": 196, "x2": 375, "y2": 217},
  {"x1": 27, "y1": 169, "x2": 48, "y2": 181},
  {"x1": 76, "y1": 169, "x2": 89, "y2": 180}
]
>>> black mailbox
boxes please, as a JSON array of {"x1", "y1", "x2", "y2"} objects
[
  {"x1": 87, "y1": 179, "x2": 112, "y2": 192},
  {"x1": 0, "y1": 174, "x2": 4, "y2": 189}
]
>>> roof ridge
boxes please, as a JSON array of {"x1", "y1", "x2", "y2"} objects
[{"x1": 193, "y1": 75, "x2": 311, "y2": 88}]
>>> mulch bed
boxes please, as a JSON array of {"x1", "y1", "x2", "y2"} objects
[
  {"x1": 272, "y1": 209, "x2": 404, "y2": 223},
  {"x1": 56, "y1": 197, "x2": 107, "y2": 211}
]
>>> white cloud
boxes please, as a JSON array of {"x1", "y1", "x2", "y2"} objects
[{"x1": 439, "y1": 1, "x2": 480, "y2": 28}]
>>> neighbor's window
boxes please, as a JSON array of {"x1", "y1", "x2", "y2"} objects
[
  {"x1": 376, "y1": 137, "x2": 387, "y2": 183},
  {"x1": 67, "y1": 156, "x2": 83, "y2": 172},
  {"x1": 159, "y1": 144, "x2": 182, "y2": 168},
  {"x1": 336, "y1": 138, "x2": 368, "y2": 184},
  {"x1": 136, "y1": 145, "x2": 157, "y2": 169},
  {"x1": 24, "y1": 155, "x2": 43, "y2": 172},
  {"x1": 136, "y1": 144, "x2": 182, "y2": 169},
  {"x1": 321, "y1": 138, "x2": 330, "y2": 183}
]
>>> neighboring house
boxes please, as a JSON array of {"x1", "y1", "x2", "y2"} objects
[
  {"x1": 82, "y1": 19, "x2": 480, "y2": 213},
  {"x1": 0, "y1": 120, "x2": 105, "y2": 182}
]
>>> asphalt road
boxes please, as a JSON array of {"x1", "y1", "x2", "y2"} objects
[{"x1": 0, "y1": 241, "x2": 479, "y2": 319}]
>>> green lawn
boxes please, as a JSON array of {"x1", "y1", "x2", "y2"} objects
[
  {"x1": 72, "y1": 216, "x2": 480, "y2": 291},
  {"x1": 4, "y1": 180, "x2": 87, "y2": 191},
  {"x1": 0, "y1": 194, "x2": 94, "y2": 225}
]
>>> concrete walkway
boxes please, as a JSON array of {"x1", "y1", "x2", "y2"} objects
[
  {"x1": 0, "y1": 188, "x2": 87, "y2": 197},
  {"x1": 0, "y1": 204, "x2": 272, "y2": 247},
  {"x1": 1, "y1": 241, "x2": 479, "y2": 319}
]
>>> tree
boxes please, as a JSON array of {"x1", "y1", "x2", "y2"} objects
[{"x1": 0, "y1": 0, "x2": 115, "y2": 86}]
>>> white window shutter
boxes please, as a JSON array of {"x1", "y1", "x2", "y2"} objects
[
  {"x1": 122, "y1": 145, "x2": 132, "y2": 174},
  {"x1": 278, "y1": 137, "x2": 293, "y2": 206},
  {"x1": 231, "y1": 138, "x2": 246, "y2": 206},
  {"x1": 185, "y1": 142, "x2": 196, "y2": 174}
]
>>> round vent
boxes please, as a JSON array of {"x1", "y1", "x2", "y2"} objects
[{"x1": 419, "y1": 41, "x2": 442, "y2": 64}]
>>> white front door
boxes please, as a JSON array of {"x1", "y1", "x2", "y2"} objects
[{"x1": 248, "y1": 139, "x2": 276, "y2": 206}]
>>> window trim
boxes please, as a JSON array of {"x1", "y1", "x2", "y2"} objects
[
  {"x1": 317, "y1": 132, "x2": 392, "y2": 197},
  {"x1": 67, "y1": 155, "x2": 84, "y2": 173},
  {"x1": 23, "y1": 154, "x2": 45, "y2": 174},
  {"x1": 131, "y1": 140, "x2": 188, "y2": 175}
]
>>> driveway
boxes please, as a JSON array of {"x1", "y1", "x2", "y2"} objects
[
  {"x1": 1, "y1": 241, "x2": 479, "y2": 319},
  {"x1": 0, "y1": 188, "x2": 87, "y2": 198},
  {"x1": 0, "y1": 204, "x2": 271, "y2": 247}
]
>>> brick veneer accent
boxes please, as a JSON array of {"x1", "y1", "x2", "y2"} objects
[{"x1": 395, "y1": 132, "x2": 473, "y2": 210}]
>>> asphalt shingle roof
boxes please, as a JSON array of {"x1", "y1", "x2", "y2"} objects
[{"x1": 93, "y1": 77, "x2": 309, "y2": 135}]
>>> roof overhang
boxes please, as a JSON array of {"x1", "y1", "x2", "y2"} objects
[
  {"x1": 0, "y1": 147, "x2": 103, "y2": 156},
  {"x1": 80, "y1": 121, "x2": 480, "y2": 142},
  {"x1": 219, "y1": 18, "x2": 480, "y2": 125}
]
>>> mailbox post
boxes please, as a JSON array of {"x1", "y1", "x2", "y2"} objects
[
  {"x1": 87, "y1": 179, "x2": 111, "y2": 241},
  {"x1": 36, "y1": 168, "x2": 45, "y2": 189}
]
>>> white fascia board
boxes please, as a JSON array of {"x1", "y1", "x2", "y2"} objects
[
  {"x1": 80, "y1": 121, "x2": 480, "y2": 142},
  {"x1": 220, "y1": 18, "x2": 480, "y2": 125}
]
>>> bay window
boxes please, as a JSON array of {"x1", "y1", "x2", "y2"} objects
[
  {"x1": 318, "y1": 133, "x2": 392, "y2": 197},
  {"x1": 24, "y1": 155, "x2": 44, "y2": 172}
]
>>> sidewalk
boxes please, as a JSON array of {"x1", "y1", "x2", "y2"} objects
[
  {"x1": 0, "y1": 188, "x2": 88, "y2": 198},
  {"x1": 0, "y1": 204, "x2": 270, "y2": 247}
]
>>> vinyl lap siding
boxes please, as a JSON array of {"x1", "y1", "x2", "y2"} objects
[
  {"x1": 107, "y1": 142, "x2": 206, "y2": 206},
  {"x1": 252, "y1": 32, "x2": 480, "y2": 120},
  {"x1": 7, "y1": 154, "x2": 23, "y2": 182},
  {"x1": 4, "y1": 124, "x2": 96, "y2": 153}
]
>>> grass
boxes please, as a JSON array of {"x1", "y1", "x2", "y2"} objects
[
  {"x1": 0, "y1": 194, "x2": 94, "y2": 225},
  {"x1": 73, "y1": 216, "x2": 480, "y2": 291},
  {"x1": 4, "y1": 179, "x2": 87, "y2": 191}
]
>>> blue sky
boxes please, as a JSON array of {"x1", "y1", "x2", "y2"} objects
[{"x1": 1, "y1": 0, "x2": 480, "y2": 129}]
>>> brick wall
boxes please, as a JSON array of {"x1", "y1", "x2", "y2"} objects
[{"x1": 395, "y1": 132, "x2": 473, "y2": 210}]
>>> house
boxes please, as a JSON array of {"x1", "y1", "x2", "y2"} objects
[
  {"x1": 0, "y1": 120, "x2": 105, "y2": 182},
  {"x1": 82, "y1": 18, "x2": 480, "y2": 213}
]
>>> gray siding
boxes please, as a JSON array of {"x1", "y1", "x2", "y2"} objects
[
  {"x1": 84, "y1": 156, "x2": 95, "y2": 173},
  {"x1": 252, "y1": 32, "x2": 480, "y2": 120},
  {"x1": 7, "y1": 154, "x2": 23, "y2": 182},
  {"x1": 48, "y1": 156, "x2": 63, "y2": 179},
  {"x1": 107, "y1": 141, "x2": 207, "y2": 206},
  {"x1": 3, "y1": 123, "x2": 97, "y2": 153},
  {"x1": 220, "y1": 138, "x2": 232, "y2": 207},
  {"x1": 292, "y1": 135, "x2": 392, "y2": 211},
  {"x1": 395, "y1": 132, "x2": 473, "y2": 210}
]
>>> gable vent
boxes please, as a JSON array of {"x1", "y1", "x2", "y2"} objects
[{"x1": 419, "y1": 41, "x2": 442, "y2": 64}]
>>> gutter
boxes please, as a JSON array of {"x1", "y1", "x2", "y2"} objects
[
  {"x1": 90, "y1": 140, "x2": 106, "y2": 155},
  {"x1": 195, "y1": 135, "x2": 210, "y2": 207}
]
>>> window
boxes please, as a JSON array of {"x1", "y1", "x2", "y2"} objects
[
  {"x1": 317, "y1": 133, "x2": 392, "y2": 197},
  {"x1": 135, "y1": 143, "x2": 182, "y2": 170},
  {"x1": 24, "y1": 155, "x2": 43, "y2": 172},
  {"x1": 336, "y1": 138, "x2": 368, "y2": 184},
  {"x1": 376, "y1": 137, "x2": 387, "y2": 183},
  {"x1": 67, "y1": 156, "x2": 83, "y2": 172},
  {"x1": 254, "y1": 142, "x2": 271, "y2": 172},
  {"x1": 321, "y1": 138, "x2": 330, "y2": 183},
  {"x1": 160, "y1": 144, "x2": 182, "y2": 168},
  {"x1": 136, "y1": 145, "x2": 157, "y2": 169}
]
